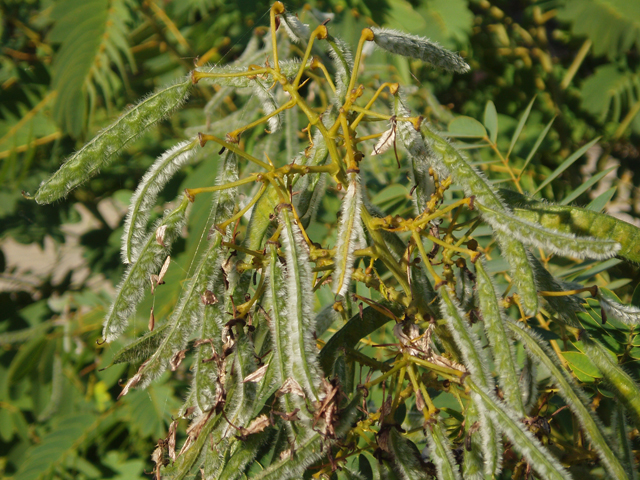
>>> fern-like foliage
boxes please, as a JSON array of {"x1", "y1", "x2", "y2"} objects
[
  {"x1": 48, "y1": 0, "x2": 134, "y2": 136},
  {"x1": 34, "y1": 2, "x2": 640, "y2": 478},
  {"x1": 557, "y1": 0, "x2": 640, "y2": 60}
]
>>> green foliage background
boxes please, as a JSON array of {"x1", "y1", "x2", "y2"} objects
[{"x1": 1, "y1": 0, "x2": 640, "y2": 478}]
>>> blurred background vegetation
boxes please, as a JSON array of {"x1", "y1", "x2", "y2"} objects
[{"x1": 1, "y1": 0, "x2": 639, "y2": 478}]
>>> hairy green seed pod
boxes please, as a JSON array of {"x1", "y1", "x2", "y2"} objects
[
  {"x1": 425, "y1": 418, "x2": 462, "y2": 480},
  {"x1": 477, "y1": 202, "x2": 621, "y2": 260},
  {"x1": 123, "y1": 152, "x2": 239, "y2": 391},
  {"x1": 370, "y1": 27, "x2": 470, "y2": 73},
  {"x1": 280, "y1": 13, "x2": 310, "y2": 44},
  {"x1": 500, "y1": 188, "x2": 640, "y2": 264},
  {"x1": 387, "y1": 427, "x2": 432, "y2": 480},
  {"x1": 326, "y1": 36, "x2": 353, "y2": 102},
  {"x1": 393, "y1": 91, "x2": 436, "y2": 214},
  {"x1": 279, "y1": 209, "x2": 323, "y2": 400},
  {"x1": 597, "y1": 289, "x2": 640, "y2": 325},
  {"x1": 506, "y1": 321, "x2": 628, "y2": 480},
  {"x1": 122, "y1": 138, "x2": 199, "y2": 264},
  {"x1": 475, "y1": 260, "x2": 524, "y2": 415},
  {"x1": 102, "y1": 198, "x2": 189, "y2": 343},
  {"x1": 612, "y1": 405, "x2": 638, "y2": 480},
  {"x1": 495, "y1": 232, "x2": 539, "y2": 315},
  {"x1": 468, "y1": 379, "x2": 572, "y2": 480},
  {"x1": 439, "y1": 287, "x2": 502, "y2": 475},
  {"x1": 333, "y1": 174, "x2": 367, "y2": 298},
  {"x1": 462, "y1": 402, "x2": 485, "y2": 480},
  {"x1": 35, "y1": 77, "x2": 191, "y2": 204}
]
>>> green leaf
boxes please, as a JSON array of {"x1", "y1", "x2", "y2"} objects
[
  {"x1": 319, "y1": 305, "x2": 397, "y2": 375},
  {"x1": 507, "y1": 96, "x2": 536, "y2": 159},
  {"x1": 533, "y1": 137, "x2": 600, "y2": 194},
  {"x1": 587, "y1": 186, "x2": 617, "y2": 212},
  {"x1": 558, "y1": 0, "x2": 640, "y2": 59},
  {"x1": 484, "y1": 101, "x2": 498, "y2": 143},
  {"x1": 521, "y1": 116, "x2": 555, "y2": 173},
  {"x1": 15, "y1": 413, "x2": 99, "y2": 480},
  {"x1": 581, "y1": 334, "x2": 640, "y2": 429},
  {"x1": 561, "y1": 351, "x2": 602, "y2": 378},
  {"x1": 447, "y1": 116, "x2": 487, "y2": 138},
  {"x1": 561, "y1": 166, "x2": 617, "y2": 205}
]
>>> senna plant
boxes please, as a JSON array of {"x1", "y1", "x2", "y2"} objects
[{"x1": 33, "y1": 3, "x2": 640, "y2": 479}]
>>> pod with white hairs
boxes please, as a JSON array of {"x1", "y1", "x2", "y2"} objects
[
  {"x1": 332, "y1": 174, "x2": 367, "y2": 298},
  {"x1": 439, "y1": 287, "x2": 502, "y2": 475},
  {"x1": 36, "y1": 77, "x2": 191, "y2": 204},
  {"x1": 506, "y1": 320, "x2": 628, "y2": 480},
  {"x1": 102, "y1": 198, "x2": 189, "y2": 343},
  {"x1": 468, "y1": 379, "x2": 573, "y2": 480},
  {"x1": 425, "y1": 417, "x2": 462, "y2": 480},
  {"x1": 475, "y1": 260, "x2": 524, "y2": 415},
  {"x1": 122, "y1": 138, "x2": 199, "y2": 264},
  {"x1": 369, "y1": 27, "x2": 470, "y2": 73}
]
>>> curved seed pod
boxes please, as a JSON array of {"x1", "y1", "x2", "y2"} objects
[
  {"x1": 393, "y1": 92, "x2": 436, "y2": 214},
  {"x1": 495, "y1": 232, "x2": 539, "y2": 316},
  {"x1": 462, "y1": 402, "x2": 485, "y2": 480},
  {"x1": 265, "y1": 243, "x2": 312, "y2": 439},
  {"x1": 439, "y1": 287, "x2": 502, "y2": 475},
  {"x1": 506, "y1": 321, "x2": 628, "y2": 480},
  {"x1": 597, "y1": 290, "x2": 640, "y2": 325},
  {"x1": 280, "y1": 209, "x2": 323, "y2": 400},
  {"x1": 425, "y1": 418, "x2": 462, "y2": 480},
  {"x1": 35, "y1": 77, "x2": 191, "y2": 204},
  {"x1": 424, "y1": 129, "x2": 539, "y2": 314},
  {"x1": 499, "y1": 188, "x2": 640, "y2": 265},
  {"x1": 580, "y1": 334, "x2": 640, "y2": 429},
  {"x1": 387, "y1": 427, "x2": 432, "y2": 480},
  {"x1": 192, "y1": 248, "x2": 227, "y2": 415},
  {"x1": 475, "y1": 260, "x2": 524, "y2": 415},
  {"x1": 427, "y1": 131, "x2": 503, "y2": 211},
  {"x1": 369, "y1": 27, "x2": 469, "y2": 73},
  {"x1": 612, "y1": 405, "x2": 638, "y2": 480},
  {"x1": 326, "y1": 36, "x2": 353, "y2": 101},
  {"x1": 468, "y1": 379, "x2": 572, "y2": 480},
  {"x1": 477, "y1": 202, "x2": 620, "y2": 260},
  {"x1": 122, "y1": 138, "x2": 199, "y2": 264},
  {"x1": 333, "y1": 174, "x2": 367, "y2": 298},
  {"x1": 279, "y1": 13, "x2": 310, "y2": 44},
  {"x1": 121, "y1": 152, "x2": 239, "y2": 391},
  {"x1": 102, "y1": 199, "x2": 189, "y2": 343}
]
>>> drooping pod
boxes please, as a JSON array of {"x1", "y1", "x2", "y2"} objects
[
  {"x1": 36, "y1": 77, "x2": 191, "y2": 204},
  {"x1": 369, "y1": 27, "x2": 470, "y2": 73},
  {"x1": 102, "y1": 197, "x2": 189, "y2": 343},
  {"x1": 122, "y1": 138, "x2": 199, "y2": 264},
  {"x1": 333, "y1": 174, "x2": 367, "y2": 298}
]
